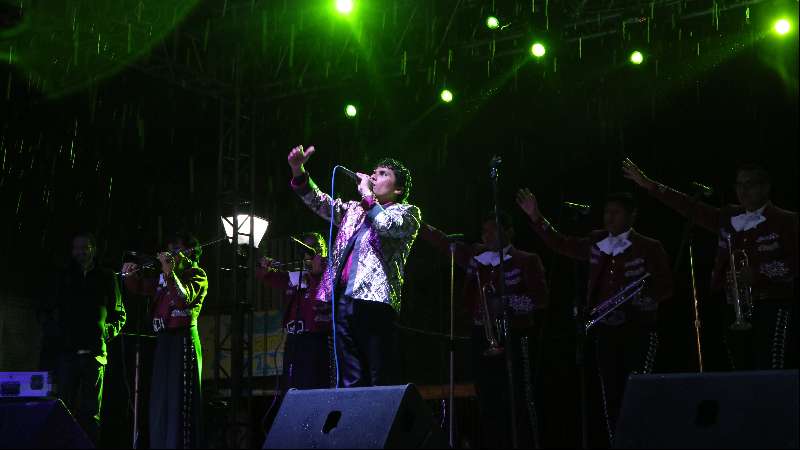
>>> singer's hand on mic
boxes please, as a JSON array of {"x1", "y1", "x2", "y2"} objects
[
  {"x1": 516, "y1": 188, "x2": 542, "y2": 222},
  {"x1": 356, "y1": 172, "x2": 374, "y2": 199},
  {"x1": 287, "y1": 145, "x2": 316, "y2": 177},
  {"x1": 622, "y1": 158, "x2": 656, "y2": 191}
]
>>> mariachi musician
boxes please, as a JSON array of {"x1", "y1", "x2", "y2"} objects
[
  {"x1": 624, "y1": 159, "x2": 798, "y2": 371},
  {"x1": 419, "y1": 211, "x2": 549, "y2": 449},
  {"x1": 257, "y1": 232, "x2": 333, "y2": 389},
  {"x1": 516, "y1": 189, "x2": 673, "y2": 446}
]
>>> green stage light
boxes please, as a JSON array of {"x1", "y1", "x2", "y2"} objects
[
  {"x1": 530, "y1": 42, "x2": 546, "y2": 58},
  {"x1": 773, "y1": 19, "x2": 791, "y2": 35},
  {"x1": 486, "y1": 16, "x2": 500, "y2": 30},
  {"x1": 345, "y1": 104, "x2": 357, "y2": 117},
  {"x1": 336, "y1": 0, "x2": 353, "y2": 15},
  {"x1": 630, "y1": 50, "x2": 644, "y2": 64},
  {"x1": 440, "y1": 89, "x2": 453, "y2": 103}
]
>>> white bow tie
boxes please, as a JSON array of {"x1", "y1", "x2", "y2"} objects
[
  {"x1": 596, "y1": 235, "x2": 632, "y2": 256},
  {"x1": 730, "y1": 211, "x2": 766, "y2": 232},
  {"x1": 474, "y1": 249, "x2": 512, "y2": 267}
]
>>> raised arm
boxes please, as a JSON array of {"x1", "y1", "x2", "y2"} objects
[
  {"x1": 288, "y1": 145, "x2": 350, "y2": 225},
  {"x1": 623, "y1": 158, "x2": 721, "y2": 233},
  {"x1": 516, "y1": 188, "x2": 592, "y2": 260},
  {"x1": 418, "y1": 223, "x2": 475, "y2": 268}
]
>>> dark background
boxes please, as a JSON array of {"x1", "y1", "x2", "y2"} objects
[{"x1": 1, "y1": 0, "x2": 797, "y2": 448}]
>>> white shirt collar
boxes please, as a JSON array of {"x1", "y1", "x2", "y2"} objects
[
  {"x1": 597, "y1": 229, "x2": 633, "y2": 256},
  {"x1": 731, "y1": 204, "x2": 768, "y2": 232},
  {"x1": 474, "y1": 245, "x2": 513, "y2": 267}
]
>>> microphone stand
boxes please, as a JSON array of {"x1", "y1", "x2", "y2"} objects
[
  {"x1": 673, "y1": 190, "x2": 706, "y2": 372},
  {"x1": 489, "y1": 156, "x2": 519, "y2": 449},
  {"x1": 565, "y1": 209, "x2": 590, "y2": 450},
  {"x1": 445, "y1": 233, "x2": 465, "y2": 448}
]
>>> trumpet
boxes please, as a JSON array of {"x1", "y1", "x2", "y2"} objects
[
  {"x1": 117, "y1": 236, "x2": 228, "y2": 277},
  {"x1": 725, "y1": 234, "x2": 753, "y2": 331},
  {"x1": 585, "y1": 272, "x2": 650, "y2": 332},
  {"x1": 475, "y1": 270, "x2": 505, "y2": 357}
]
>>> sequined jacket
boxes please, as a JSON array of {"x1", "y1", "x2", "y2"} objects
[
  {"x1": 649, "y1": 184, "x2": 798, "y2": 302},
  {"x1": 291, "y1": 173, "x2": 421, "y2": 311},
  {"x1": 530, "y1": 218, "x2": 673, "y2": 326}
]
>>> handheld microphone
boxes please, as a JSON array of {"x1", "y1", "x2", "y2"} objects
[
  {"x1": 445, "y1": 233, "x2": 465, "y2": 241},
  {"x1": 336, "y1": 166, "x2": 360, "y2": 182},
  {"x1": 563, "y1": 201, "x2": 591, "y2": 214},
  {"x1": 691, "y1": 181, "x2": 714, "y2": 197}
]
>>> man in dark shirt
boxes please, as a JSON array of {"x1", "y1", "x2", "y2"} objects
[{"x1": 42, "y1": 232, "x2": 126, "y2": 445}]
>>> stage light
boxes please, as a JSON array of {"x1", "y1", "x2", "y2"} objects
[
  {"x1": 345, "y1": 104, "x2": 357, "y2": 117},
  {"x1": 773, "y1": 19, "x2": 791, "y2": 35},
  {"x1": 336, "y1": 0, "x2": 353, "y2": 15},
  {"x1": 630, "y1": 50, "x2": 644, "y2": 64},
  {"x1": 440, "y1": 89, "x2": 453, "y2": 103},
  {"x1": 530, "y1": 42, "x2": 546, "y2": 58},
  {"x1": 221, "y1": 215, "x2": 269, "y2": 247},
  {"x1": 486, "y1": 16, "x2": 500, "y2": 30}
]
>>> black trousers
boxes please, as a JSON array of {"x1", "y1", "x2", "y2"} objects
[
  {"x1": 334, "y1": 295, "x2": 399, "y2": 388},
  {"x1": 592, "y1": 323, "x2": 659, "y2": 447},
  {"x1": 149, "y1": 327, "x2": 204, "y2": 449},
  {"x1": 723, "y1": 301, "x2": 797, "y2": 370},
  {"x1": 283, "y1": 332, "x2": 334, "y2": 389},
  {"x1": 471, "y1": 325, "x2": 541, "y2": 450},
  {"x1": 55, "y1": 353, "x2": 105, "y2": 445}
]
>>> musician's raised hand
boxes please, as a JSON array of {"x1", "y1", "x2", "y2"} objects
[
  {"x1": 516, "y1": 188, "x2": 542, "y2": 222},
  {"x1": 287, "y1": 145, "x2": 316, "y2": 177},
  {"x1": 622, "y1": 158, "x2": 656, "y2": 190}
]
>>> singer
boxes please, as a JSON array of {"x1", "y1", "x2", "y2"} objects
[
  {"x1": 120, "y1": 232, "x2": 208, "y2": 449},
  {"x1": 517, "y1": 189, "x2": 673, "y2": 446},
  {"x1": 286, "y1": 145, "x2": 421, "y2": 387},
  {"x1": 624, "y1": 159, "x2": 798, "y2": 371}
]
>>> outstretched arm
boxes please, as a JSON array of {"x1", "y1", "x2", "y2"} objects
[
  {"x1": 288, "y1": 145, "x2": 350, "y2": 225},
  {"x1": 516, "y1": 188, "x2": 592, "y2": 260},
  {"x1": 623, "y1": 158, "x2": 721, "y2": 233}
]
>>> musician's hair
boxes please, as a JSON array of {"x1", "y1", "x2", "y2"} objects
[
  {"x1": 374, "y1": 157, "x2": 412, "y2": 202},
  {"x1": 736, "y1": 163, "x2": 771, "y2": 186},
  {"x1": 483, "y1": 210, "x2": 514, "y2": 231},
  {"x1": 167, "y1": 232, "x2": 202, "y2": 263},
  {"x1": 72, "y1": 231, "x2": 97, "y2": 248},
  {"x1": 300, "y1": 232, "x2": 328, "y2": 258},
  {"x1": 605, "y1": 192, "x2": 638, "y2": 214}
]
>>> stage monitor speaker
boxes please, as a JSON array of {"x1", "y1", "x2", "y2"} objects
[
  {"x1": 0, "y1": 398, "x2": 93, "y2": 449},
  {"x1": 614, "y1": 370, "x2": 799, "y2": 449},
  {"x1": 263, "y1": 384, "x2": 447, "y2": 449}
]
